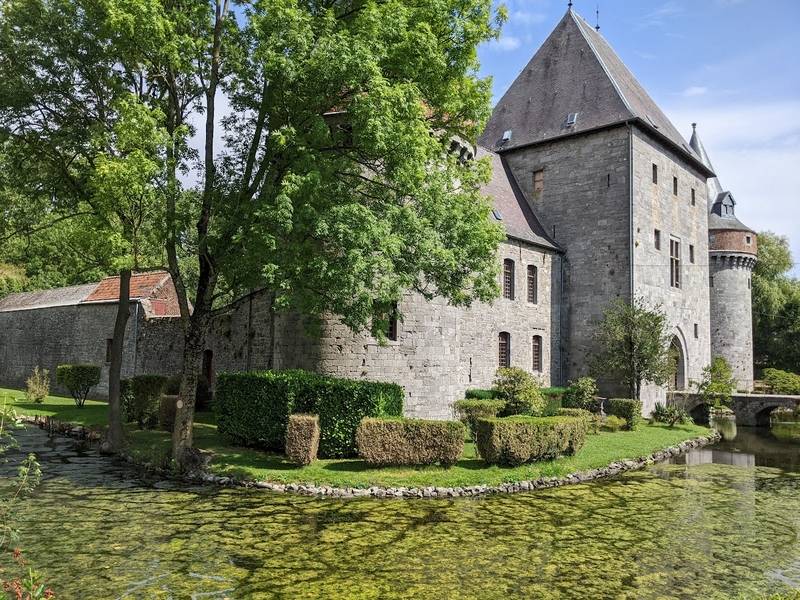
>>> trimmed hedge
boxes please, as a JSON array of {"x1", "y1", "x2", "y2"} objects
[
  {"x1": 763, "y1": 368, "x2": 800, "y2": 395},
  {"x1": 356, "y1": 418, "x2": 464, "y2": 466},
  {"x1": 55, "y1": 364, "x2": 101, "y2": 407},
  {"x1": 285, "y1": 414, "x2": 320, "y2": 466},
  {"x1": 215, "y1": 370, "x2": 403, "y2": 458},
  {"x1": 541, "y1": 387, "x2": 566, "y2": 416},
  {"x1": 464, "y1": 388, "x2": 499, "y2": 400},
  {"x1": 453, "y1": 399, "x2": 506, "y2": 440},
  {"x1": 557, "y1": 407, "x2": 600, "y2": 434},
  {"x1": 159, "y1": 395, "x2": 178, "y2": 431},
  {"x1": 476, "y1": 416, "x2": 587, "y2": 466},
  {"x1": 131, "y1": 375, "x2": 168, "y2": 429},
  {"x1": 606, "y1": 398, "x2": 643, "y2": 431}
]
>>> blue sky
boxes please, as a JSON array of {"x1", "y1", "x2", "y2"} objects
[{"x1": 477, "y1": 0, "x2": 800, "y2": 274}]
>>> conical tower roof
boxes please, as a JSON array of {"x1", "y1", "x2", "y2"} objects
[
  {"x1": 689, "y1": 123, "x2": 723, "y2": 206},
  {"x1": 479, "y1": 9, "x2": 713, "y2": 177}
]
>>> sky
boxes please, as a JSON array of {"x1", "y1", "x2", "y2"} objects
[{"x1": 477, "y1": 0, "x2": 800, "y2": 274}]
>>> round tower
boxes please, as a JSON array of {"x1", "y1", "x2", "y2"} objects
[{"x1": 690, "y1": 124, "x2": 757, "y2": 391}]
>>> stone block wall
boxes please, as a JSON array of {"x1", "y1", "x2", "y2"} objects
[
  {"x1": 502, "y1": 126, "x2": 632, "y2": 389},
  {"x1": 631, "y1": 127, "x2": 712, "y2": 412}
]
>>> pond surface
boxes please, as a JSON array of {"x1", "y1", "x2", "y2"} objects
[{"x1": 2, "y1": 425, "x2": 799, "y2": 599}]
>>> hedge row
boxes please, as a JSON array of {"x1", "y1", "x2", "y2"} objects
[
  {"x1": 215, "y1": 370, "x2": 403, "y2": 458},
  {"x1": 476, "y1": 415, "x2": 587, "y2": 466},
  {"x1": 606, "y1": 398, "x2": 642, "y2": 431},
  {"x1": 557, "y1": 407, "x2": 600, "y2": 434},
  {"x1": 453, "y1": 399, "x2": 506, "y2": 439},
  {"x1": 356, "y1": 418, "x2": 464, "y2": 466}
]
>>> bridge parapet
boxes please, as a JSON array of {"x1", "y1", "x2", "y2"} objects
[{"x1": 667, "y1": 392, "x2": 800, "y2": 426}]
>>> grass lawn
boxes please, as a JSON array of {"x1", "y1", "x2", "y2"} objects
[{"x1": 5, "y1": 387, "x2": 712, "y2": 489}]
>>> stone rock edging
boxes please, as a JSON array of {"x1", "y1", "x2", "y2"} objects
[{"x1": 21, "y1": 415, "x2": 720, "y2": 500}]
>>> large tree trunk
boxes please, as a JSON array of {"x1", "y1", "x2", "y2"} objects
[{"x1": 107, "y1": 268, "x2": 131, "y2": 452}]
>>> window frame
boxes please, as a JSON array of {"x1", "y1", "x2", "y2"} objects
[
  {"x1": 652, "y1": 164, "x2": 658, "y2": 184},
  {"x1": 527, "y1": 265, "x2": 538, "y2": 304},
  {"x1": 503, "y1": 259, "x2": 515, "y2": 300},
  {"x1": 498, "y1": 332, "x2": 511, "y2": 368},
  {"x1": 670, "y1": 237, "x2": 682, "y2": 289},
  {"x1": 531, "y1": 335, "x2": 543, "y2": 372},
  {"x1": 654, "y1": 229, "x2": 661, "y2": 250},
  {"x1": 691, "y1": 188, "x2": 696, "y2": 206},
  {"x1": 673, "y1": 176, "x2": 678, "y2": 196}
]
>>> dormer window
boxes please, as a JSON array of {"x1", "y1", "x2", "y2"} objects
[{"x1": 566, "y1": 112, "x2": 578, "y2": 126}]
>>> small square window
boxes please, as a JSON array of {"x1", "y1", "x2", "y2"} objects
[
  {"x1": 652, "y1": 164, "x2": 658, "y2": 184},
  {"x1": 689, "y1": 244, "x2": 695, "y2": 264},
  {"x1": 694, "y1": 323, "x2": 699, "y2": 339},
  {"x1": 673, "y1": 176, "x2": 678, "y2": 196},
  {"x1": 654, "y1": 229, "x2": 661, "y2": 250},
  {"x1": 691, "y1": 188, "x2": 696, "y2": 206}
]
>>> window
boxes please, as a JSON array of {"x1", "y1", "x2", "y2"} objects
[
  {"x1": 694, "y1": 323, "x2": 699, "y2": 339},
  {"x1": 654, "y1": 229, "x2": 661, "y2": 250},
  {"x1": 689, "y1": 244, "x2": 695, "y2": 264},
  {"x1": 503, "y1": 259, "x2": 515, "y2": 300},
  {"x1": 607, "y1": 173, "x2": 611, "y2": 188},
  {"x1": 533, "y1": 169, "x2": 544, "y2": 200},
  {"x1": 532, "y1": 335, "x2": 543, "y2": 372},
  {"x1": 691, "y1": 188, "x2": 696, "y2": 206},
  {"x1": 673, "y1": 176, "x2": 678, "y2": 196},
  {"x1": 652, "y1": 164, "x2": 658, "y2": 184},
  {"x1": 746, "y1": 235, "x2": 752, "y2": 245},
  {"x1": 748, "y1": 277, "x2": 751, "y2": 290},
  {"x1": 527, "y1": 265, "x2": 538, "y2": 304},
  {"x1": 670, "y1": 238, "x2": 681, "y2": 289},
  {"x1": 499, "y1": 332, "x2": 511, "y2": 368},
  {"x1": 710, "y1": 275, "x2": 714, "y2": 288},
  {"x1": 387, "y1": 303, "x2": 399, "y2": 341},
  {"x1": 373, "y1": 302, "x2": 399, "y2": 341},
  {"x1": 105, "y1": 339, "x2": 113, "y2": 363}
]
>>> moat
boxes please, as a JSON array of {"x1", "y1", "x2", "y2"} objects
[{"x1": 2, "y1": 424, "x2": 799, "y2": 599}]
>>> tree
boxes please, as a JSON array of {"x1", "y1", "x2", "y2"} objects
[
  {"x1": 590, "y1": 297, "x2": 673, "y2": 400},
  {"x1": 752, "y1": 231, "x2": 800, "y2": 371},
  {"x1": 696, "y1": 357, "x2": 736, "y2": 407}
]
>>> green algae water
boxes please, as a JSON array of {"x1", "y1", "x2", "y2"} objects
[{"x1": 2, "y1": 426, "x2": 799, "y2": 599}]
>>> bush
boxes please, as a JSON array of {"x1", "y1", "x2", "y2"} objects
[
  {"x1": 454, "y1": 399, "x2": 506, "y2": 441},
  {"x1": 464, "y1": 388, "x2": 500, "y2": 400},
  {"x1": 606, "y1": 398, "x2": 642, "y2": 430},
  {"x1": 55, "y1": 364, "x2": 101, "y2": 408},
  {"x1": 356, "y1": 417, "x2": 464, "y2": 466},
  {"x1": 651, "y1": 403, "x2": 692, "y2": 427},
  {"x1": 602, "y1": 415, "x2": 627, "y2": 432},
  {"x1": 25, "y1": 367, "x2": 50, "y2": 404},
  {"x1": 131, "y1": 375, "x2": 168, "y2": 429},
  {"x1": 763, "y1": 368, "x2": 800, "y2": 395},
  {"x1": 541, "y1": 387, "x2": 567, "y2": 416},
  {"x1": 285, "y1": 414, "x2": 321, "y2": 466},
  {"x1": 475, "y1": 415, "x2": 587, "y2": 466},
  {"x1": 494, "y1": 367, "x2": 546, "y2": 416},
  {"x1": 215, "y1": 370, "x2": 403, "y2": 458},
  {"x1": 562, "y1": 377, "x2": 600, "y2": 412},
  {"x1": 697, "y1": 357, "x2": 736, "y2": 406},
  {"x1": 557, "y1": 407, "x2": 600, "y2": 434},
  {"x1": 159, "y1": 395, "x2": 178, "y2": 431}
]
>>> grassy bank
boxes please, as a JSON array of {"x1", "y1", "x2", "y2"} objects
[{"x1": 4, "y1": 387, "x2": 712, "y2": 489}]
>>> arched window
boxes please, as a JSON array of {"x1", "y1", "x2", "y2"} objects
[
  {"x1": 387, "y1": 302, "x2": 399, "y2": 341},
  {"x1": 503, "y1": 259, "x2": 515, "y2": 300},
  {"x1": 498, "y1": 332, "x2": 511, "y2": 368},
  {"x1": 532, "y1": 335, "x2": 542, "y2": 372},
  {"x1": 527, "y1": 265, "x2": 538, "y2": 304}
]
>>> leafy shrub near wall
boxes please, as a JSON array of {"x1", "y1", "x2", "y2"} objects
[
  {"x1": 285, "y1": 414, "x2": 321, "y2": 466},
  {"x1": 131, "y1": 375, "x2": 168, "y2": 429},
  {"x1": 562, "y1": 377, "x2": 600, "y2": 412},
  {"x1": 606, "y1": 398, "x2": 643, "y2": 431},
  {"x1": 464, "y1": 388, "x2": 499, "y2": 400},
  {"x1": 55, "y1": 364, "x2": 101, "y2": 408},
  {"x1": 356, "y1": 418, "x2": 464, "y2": 466},
  {"x1": 454, "y1": 399, "x2": 506, "y2": 440},
  {"x1": 159, "y1": 395, "x2": 178, "y2": 431},
  {"x1": 25, "y1": 366, "x2": 50, "y2": 404},
  {"x1": 215, "y1": 370, "x2": 403, "y2": 458},
  {"x1": 475, "y1": 416, "x2": 587, "y2": 466},
  {"x1": 494, "y1": 368, "x2": 546, "y2": 416},
  {"x1": 541, "y1": 387, "x2": 567, "y2": 416},
  {"x1": 763, "y1": 368, "x2": 800, "y2": 395}
]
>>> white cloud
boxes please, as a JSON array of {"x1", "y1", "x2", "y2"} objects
[
  {"x1": 490, "y1": 35, "x2": 522, "y2": 52},
  {"x1": 665, "y1": 101, "x2": 800, "y2": 275},
  {"x1": 637, "y1": 1, "x2": 685, "y2": 29},
  {"x1": 510, "y1": 10, "x2": 547, "y2": 26},
  {"x1": 681, "y1": 86, "x2": 708, "y2": 97}
]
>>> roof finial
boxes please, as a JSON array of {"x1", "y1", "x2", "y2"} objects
[
  {"x1": 595, "y1": 3, "x2": 600, "y2": 31},
  {"x1": 692, "y1": 122, "x2": 697, "y2": 132},
  {"x1": 568, "y1": 1, "x2": 573, "y2": 9}
]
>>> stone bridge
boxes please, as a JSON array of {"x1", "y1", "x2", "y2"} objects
[{"x1": 667, "y1": 392, "x2": 800, "y2": 427}]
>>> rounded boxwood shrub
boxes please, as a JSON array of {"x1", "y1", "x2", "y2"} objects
[
  {"x1": 453, "y1": 399, "x2": 506, "y2": 441},
  {"x1": 606, "y1": 398, "x2": 643, "y2": 431},
  {"x1": 55, "y1": 364, "x2": 101, "y2": 407},
  {"x1": 356, "y1": 417, "x2": 464, "y2": 466},
  {"x1": 131, "y1": 374, "x2": 168, "y2": 429},
  {"x1": 494, "y1": 367, "x2": 546, "y2": 416},
  {"x1": 602, "y1": 415, "x2": 627, "y2": 432},
  {"x1": 285, "y1": 414, "x2": 321, "y2": 466},
  {"x1": 215, "y1": 370, "x2": 403, "y2": 458},
  {"x1": 475, "y1": 415, "x2": 587, "y2": 466}
]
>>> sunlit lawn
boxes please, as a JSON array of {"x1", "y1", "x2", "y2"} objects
[{"x1": 6, "y1": 386, "x2": 712, "y2": 489}]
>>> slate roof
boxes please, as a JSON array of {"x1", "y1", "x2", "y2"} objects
[
  {"x1": 478, "y1": 146, "x2": 560, "y2": 251},
  {"x1": 479, "y1": 9, "x2": 713, "y2": 177},
  {"x1": 0, "y1": 271, "x2": 181, "y2": 316},
  {"x1": 689, "y1": 124, "x2": 723, "y2": 206}
]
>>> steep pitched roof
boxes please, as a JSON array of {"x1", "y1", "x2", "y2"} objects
[
  {"x1": 689, "y1": 124, "x2": 723, "y2": 206},
  {"x1": 82, "y1": 271, "x2": 171, "y2": 304},
  {"x1": 478, "y1": 146, "x2": 560, "y2": 251},
  {"x1": 479, "y1": 9, "x2": 713, "y2": 177}
]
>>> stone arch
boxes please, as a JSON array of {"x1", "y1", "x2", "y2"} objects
[
  {"x1": 754, "y1": 405, "x2": 781, "y2": 428},
  {"x1": 689, "y1": 402, "x2": 712, "y2": 425},
  {"x1": 668, "y1": 329, "x2": 688, "y2": 391}
]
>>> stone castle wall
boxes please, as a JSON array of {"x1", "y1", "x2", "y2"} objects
[
  {"x1": 631, "y1": 126, "x2": 712, "y2": 412},
  {"x1": 709, "y1": 254, "x2": 756, "y2": 391},
  {"x1": 502, "y1": 126, "x2": 632, "y2": 391}
]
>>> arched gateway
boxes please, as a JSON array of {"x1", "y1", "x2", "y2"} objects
[{"x1": 668, "y1": 336, "x2": 687, "y2": 391}]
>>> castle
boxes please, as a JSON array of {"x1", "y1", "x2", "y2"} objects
[{"x1": 0, "y1": 9, "x2": 756, "y2": 417}]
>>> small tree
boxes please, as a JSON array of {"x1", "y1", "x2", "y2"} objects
[
  {"x1": 25, "y1": 367, "x2": 50, "y2": 404},
  {"x1": 494, "y1": 367, "x2": 546, "y2": 416},
  {"x1": 55, "y1": 365, "x2": 101, "y2": 408},
  {"x1": 590, "y1": 297, "x2": 673, "y2": 401},
  {"x1": 563, "y1": 377, "x2": 599, "y2": 412},
  {"x1": 697, "y1": 357, "x2": 736, "y2": 407}
]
